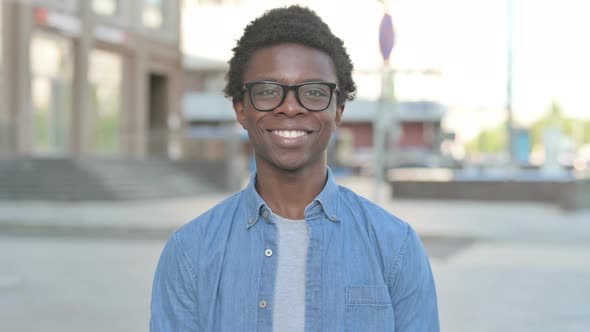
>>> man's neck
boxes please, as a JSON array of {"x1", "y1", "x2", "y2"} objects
[{"x1": 255, "y1": 164, "x2": 327, "y2": 220}]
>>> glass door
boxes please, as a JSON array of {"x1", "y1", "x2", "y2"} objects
[
  {"x1": 30, "y1": 31, "x2": 73, "y2": 156},
  {"x1": 89, "y1": 49, "x2": 123, "y2": 156}
]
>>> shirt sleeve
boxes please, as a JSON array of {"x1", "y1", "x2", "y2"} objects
[
  {"x1": 389, "y1": 226, "x2": 440, "y2": 332},
  {"x1": 150, "y1": 232, "x2": 199, "y2": 331}
]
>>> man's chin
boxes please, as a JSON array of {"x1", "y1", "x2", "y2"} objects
[
  {"x1": 275, "y1": 161, "x2": 305, "y2": 173},
  {"x1": 273, "y1": 158, "x2": 326, "y2": 175}
]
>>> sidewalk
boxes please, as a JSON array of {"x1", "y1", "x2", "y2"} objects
[
  {"x1": 1, "y1": 175, "x2": 589, "y2": 243},
  {"x1": 2, "y1": 175, "x2": 590, "y2": 331}
]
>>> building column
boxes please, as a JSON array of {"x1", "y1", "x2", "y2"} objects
[
  {"x1": 71, "y1": 0, "x2": 94, "y2": 157},
  {"x1": 0, "y1": 2, "x2": 12, "y2": 155},
  {"x1": 121, "y1": 54, "x2": 133, "y2": 156},
  {"x1": 132, "y1": 50, "x2": 148, "y2": 158},
  {"x1": 13, "y1": 3, "x2": 33, "y2": 155},
  {"x1": 168, "y1": 65, "x2": 183, "y2": 159}
]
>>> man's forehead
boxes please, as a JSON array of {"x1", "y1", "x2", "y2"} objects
[{"x1": 244, "y1": 43, "x2": 337, "y2": 82}]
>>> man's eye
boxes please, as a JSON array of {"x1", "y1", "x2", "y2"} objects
[
  {"x1": 255, "y1": 89, "x2": 280, "y2": 96},
  {"x1": 262, "y1": 89, "x2": 278, "y2": 96},
  {"x1": 304, "y1": 89, "x2": 328, "y2": 97}
]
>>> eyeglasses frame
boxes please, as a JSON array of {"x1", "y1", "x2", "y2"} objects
[{"x1": 242, "y1": 81, "x2": 340, "y2": 112}]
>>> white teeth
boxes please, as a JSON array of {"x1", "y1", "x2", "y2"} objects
[{"x1": 272, "y1": 130, "x2": 307, "y2": 138}]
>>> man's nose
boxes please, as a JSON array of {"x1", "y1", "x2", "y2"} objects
[{"x1": 275, "y1": 90, "x2": 305, "y2": 116}]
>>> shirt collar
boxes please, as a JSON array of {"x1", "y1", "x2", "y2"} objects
[{"x1": 242, "y1": 167, "x2": 341, "y2": 228}]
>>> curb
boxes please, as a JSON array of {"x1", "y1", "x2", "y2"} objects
[
  {"x1": 0, "y1": 220, "x2": 176, "y2": 240},
  {"x1": 0, "y1": 218, "x2": 474, "y2": 243}
]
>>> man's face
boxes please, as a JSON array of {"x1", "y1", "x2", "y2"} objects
[{"x1": 234, "y1": 43, "x2": 343, "y2": 174}]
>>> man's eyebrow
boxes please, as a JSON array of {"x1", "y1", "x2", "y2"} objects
[{"x1": 247, "y1": 78, "x2": 335, "y2": 84}]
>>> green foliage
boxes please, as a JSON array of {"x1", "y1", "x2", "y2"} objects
[
  {"x1": 529, "y1": 101, "x2": 590, "y2": 147},
  {"x1": 583, "y1": 121, "x2": 590, "y2": 144},
  {"x1": 467, "y1": 100, "x2": 590, "y2": 154},
  {"x1": 465, "y1": 122, "x2": 508, "y2": 154},
  {"x1": 530, "y1": 101, "x2": 561, "y2": 148}
]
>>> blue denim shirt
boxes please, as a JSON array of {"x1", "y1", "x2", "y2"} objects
[{"x1": 151, "y1": 169, "x2": 439, "y2": 331}]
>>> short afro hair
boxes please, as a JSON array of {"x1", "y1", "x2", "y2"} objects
[{"x1": 224, "y1": 5, "x2": 356, "y2": 106}]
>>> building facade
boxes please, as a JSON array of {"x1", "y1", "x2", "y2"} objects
[{"x1": 0, "y1": 0, "x2": 183, "y2": 159}]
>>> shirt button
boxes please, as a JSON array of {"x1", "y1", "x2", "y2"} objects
[
  {"x1": 248, "y1": 218, "x2": 255, "y2": 225},
  {"x1": 262, "y1": 210, "x2": 269, "y2": 218},
  {"x1": 265, "y1": 249, "x2": 273, "y2": 257},
  {"x1": 259, "y1": 300, "x2": 268, "y2": 309}
]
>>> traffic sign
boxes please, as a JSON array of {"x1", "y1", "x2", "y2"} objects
[{"x1": 379, "y1": 13, "x2": 395, "y2": 61}]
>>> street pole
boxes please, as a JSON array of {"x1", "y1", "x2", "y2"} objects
[
  {"x1": 373, "y1": 66, "x2": 386, "y2": 202},
  {"x1": 506, "y1": 0, "x2": 515, "y2": 175},
  {"x1": 374, "y1": 1, "x2": 395, "y2": 202}
]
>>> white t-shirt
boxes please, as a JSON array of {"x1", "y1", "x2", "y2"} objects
[{"x1": 272, "y1": 214, "x2": 309, "y2": 332}]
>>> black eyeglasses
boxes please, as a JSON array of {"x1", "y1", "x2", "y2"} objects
[{"x1": 242, "y1": 81, "x2": 339, "y2": 112}]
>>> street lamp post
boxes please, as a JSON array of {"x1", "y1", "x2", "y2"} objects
[
  {"x1": 506, "y1": 0, "x2": 516, "y2": 175},
  {"x1": 374, "y1": 1, "x2": 396, "y2": 202}
]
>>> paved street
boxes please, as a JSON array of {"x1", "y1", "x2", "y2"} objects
[
  {"x1": 0, "y1": 235, "x2": 163, "y2": 332},
  {"x1": 1, "y1": 175, "x2": 590, "y2": 331},
  {"x1": 2, "y1": 235, "x2": 590, "y2": 331},
  {"x1": 432, "y1": 241, "x2": 590, "y2": 331}
]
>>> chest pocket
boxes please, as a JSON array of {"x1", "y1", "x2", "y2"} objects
[{"x1": 345, "y1": 285, "x2": 395, "y2": 332}]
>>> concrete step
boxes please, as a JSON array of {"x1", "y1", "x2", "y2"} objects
[{"x1": 0, "y1": 158, "x2": 227, "y2": 201}]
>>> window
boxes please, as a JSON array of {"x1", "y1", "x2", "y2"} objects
[
  {"x1": 92, "y1": 0, "x2": 119, "y2": 16},
  {"x1": 89, "y1": 49, "x2": 123, "y2": 155},
  {"x1": 142, "y1": 0, "x2": 164, "y2": 29},
  {"x1": 30, "y1": 31, "x2": 74, "y2": 156}
]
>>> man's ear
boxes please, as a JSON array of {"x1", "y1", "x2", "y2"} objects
[
  {"x1": 233, "y1": 101, "x2": 247, "y2": 129},
  {"x1": 334, "y1": 104, "x2": 344, "y2": 129}
]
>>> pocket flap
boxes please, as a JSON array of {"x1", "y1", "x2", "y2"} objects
[{"x1": 346, "y1": 285, "x2": 392, "y2": 306}]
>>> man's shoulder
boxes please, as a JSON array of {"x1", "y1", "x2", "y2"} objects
[
  {"x1": 337, "y1": 185, "x2": 410, "y2": 234},
  {"x1": 174, "y1": 191, "x2": 244, "y2": 243}
]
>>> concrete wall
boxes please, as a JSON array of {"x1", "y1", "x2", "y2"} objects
[{"x1": 390, "y1": 176, "x2": 590, "y2": 211}]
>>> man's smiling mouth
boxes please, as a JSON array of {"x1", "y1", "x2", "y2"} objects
[{"x1": 271, "y1": 130, "x2": 309, "y2": 138}]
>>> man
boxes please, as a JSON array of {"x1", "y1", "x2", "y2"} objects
[{"x1": 151, "y1": 5, "x2": 439, "y2": 331}]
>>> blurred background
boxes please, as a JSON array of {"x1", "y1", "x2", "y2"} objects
[{"x1": 0, "y1": 0, "x2": 589, "y2": 331}]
